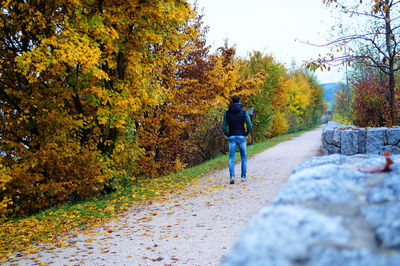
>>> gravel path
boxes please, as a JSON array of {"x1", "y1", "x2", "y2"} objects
[{"x1": 8, "y1": 127, "x2": 323, "y2": 266}]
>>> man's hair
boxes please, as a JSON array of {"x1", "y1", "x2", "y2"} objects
[{"x1": 232, "y1": 95, "x2": 240, "y2": 103}]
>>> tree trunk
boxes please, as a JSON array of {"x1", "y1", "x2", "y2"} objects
[
  {"x1": 384, "y1": 1, "x2": 397, "y2": 125},
  {"x1": 389, "y1": 61, "x2": 396, "y2": 125}
]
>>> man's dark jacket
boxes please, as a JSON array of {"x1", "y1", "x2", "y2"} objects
[{"x1": 222, "y1": 103, "x2": 252, "y2": 137}]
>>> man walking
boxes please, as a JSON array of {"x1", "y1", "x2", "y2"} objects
[{"x1": 222, "y1": 95, "x2": 252, "y2": 184}]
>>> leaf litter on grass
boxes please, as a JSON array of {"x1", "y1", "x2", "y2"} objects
[{"x1": 1, "y1": 171, "x2": 230, "y2": 264}]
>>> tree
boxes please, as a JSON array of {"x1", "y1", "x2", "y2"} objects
[
  {"x1": 353, "y1": 74, "x2": 391, "y2": 126},
  {"x1": 306, "y1": 0, "x2": 400, "y2": 124},
  {"x1": 240, "y1": 52, "x2": 325, "y2": 138},
  {"x1": 333, "y1": 82, "x2": 354, "y2": 124},
  {"x1": 240, "y1": 51, "x2": 287, "y2": 140},
  {"x1": 0, "y1": 0, "x2": 194, "y2": 215},
  {"x1": 283, "y1": 70, "x2": 325, "y2": 131}
]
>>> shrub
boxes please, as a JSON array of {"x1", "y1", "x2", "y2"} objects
[{"x1": 353, "y1": 77, "x2": 391, "y2": 127}]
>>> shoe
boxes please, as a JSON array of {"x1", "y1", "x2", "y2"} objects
[
  {"x1": 241, "y1": 177, "x2": 248, "y2": 182},
  {"x1": 230, "y1": 178, "x2": 235, "y2": 184}
]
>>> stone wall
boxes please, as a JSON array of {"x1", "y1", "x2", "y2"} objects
[
  {"x1": 222, "y1": 154, "x2": 400, "y2": 266},
  {"x1": 322, "y1": 121, "x2": 400, "y2": 155}
]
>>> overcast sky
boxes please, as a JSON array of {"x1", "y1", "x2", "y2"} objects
[{"x1": 188, "y1": 0, "x2": 345, "y2": 84}]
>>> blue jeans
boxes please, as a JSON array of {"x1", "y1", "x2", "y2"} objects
[{"x1": 228, "y1": 135, "x2": 247, "y2": 179}]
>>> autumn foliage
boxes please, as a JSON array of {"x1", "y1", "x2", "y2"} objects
[
  {"x1": 0, "y1": 1, "x2": 324, "y2": 217},
  {"x1": 0, "y1": 0, "x2": 198, "y2": 216},
  {"x1": 333, "y1": 69, "x2": 400, "y2": 127},
  {"x1": 240, "y1": 52, "x2": 325, "y2": 141},
  {"x1": 352, "y1": 76, "x2": 392, "y2": 127},
  {"x1": 136, "y1": 39, "x2": 263, "y2": 177},
  {"x1": 332, "y1": 83, "x2": 353, "y2": 125}
]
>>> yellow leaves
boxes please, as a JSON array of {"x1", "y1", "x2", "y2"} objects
[
  {"x1": 0, "y1": 163, "x2": 12, "y2": 190},
  {"x1": 16, "y1": 29, "x2": 107, "y2": 82},
  {"x1": 383, "y1": 4, "x2": 390, "y2": 13},
  {"x1": 142, "y1": 31, "x2": 164, "y2": 43},
  {"x1": 104, "y1": 205, "x2": 115, "y2": 213},
  {"x1": 67, "y1": 0, "x2": 82, "y2": 5},
  {"x1": 50, "y1": 33, "x2": 101, "y2": 71},
  {"x1": 0, "y1": 0, "x2": 12, "y2": 9},
  {"x1": 283, "y1": 72, "x2": 312, "y2": 116},
  {"x1": 242, "y1": 51, "x2": 324, "y2": 139},
  {"x1": 0, "y1": 197, "x2": 12, "y2": 217},
  {"x1": 269, "y1": 112, "x2": 289, "y2": 136},
  {"x1": 0, "y1": 162, "x2": 13, "y2": 217}
]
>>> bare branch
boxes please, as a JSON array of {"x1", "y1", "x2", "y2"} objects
[
  {"x1": 390, "y1": 15, "x2": 400, "y2": 22},
  {"x1": 333, "y1": 1, "x2": 384, "y2": 20},
  {"x1": 365, "y1": 55, "x2": 390, "y2": 74},
  {"x1": 392, "y1": 24, "x2": 400, "y2": 32},
  {"x1": 296, "y1": 32, "x2": 381, "y2": 48},
  {"x1": 365, "y1": 63, "x2": 390, "y2": 74},
  {"x1": 366, "y1": 35, "x2": 390, "y2": 60},
  {"x1": 393, "y1": 1, "x2": 400, "y2": 6}
]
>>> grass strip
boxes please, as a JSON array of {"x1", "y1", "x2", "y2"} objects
[{"x1": 0, "y1": 126, "x2": 318, "y2": 261}]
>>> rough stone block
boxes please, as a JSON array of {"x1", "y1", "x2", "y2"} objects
[
  {"x1": 341, "y1": 130, "x2": 358, "y2": 155},
  {"x1": 323, "y1": 129, "x2": 334, "y2": 144},
  {"x1": 322, "y1": 122, "x2": 395, "y2": 155},
  {"x1": 366, "y1": 128, "x2": 386, "y2": 154},
  {"x1": 325, "y1": 144, "x2": 340, "y2": 155},
  {"x1": 290, "y1": 163, "x2": 367, "y2": 185},
  {"x1": 276, "y1": 178, "x2": 357, "y2": 204},
  {"x1": 332, "y1": 130, "x2": 341, "y2": 146},
  {"x1": 367, "y1": 174, "x2": 400, "y2": 203},
  {"x1": 322, "y1": 137, "x2": 328, "y2": 147},
  {"x1": 221, "y1": 206, "x2": 349, "y2": 266},
  {"x1": 308, "y1": 247, "x2": 400, "y2": 266},
  {"x1": 383, "y1": 145, "x2": 400, "y2": 154},
  {"x1": 358, "y1": 128, "x2": 367, "y2": 154},
  {"x1": 362, "y1": 203, "x2": 400, "y2": 248},
  {"x1": 387, "y1": 128, "x2": 400, "y2": 146},
  {"x1": 277, "y1": 163, "x2": 367, "y2": 204},
  {"x1": 293, "y1": 154, "x2": 350, "y2": 173},
  {"x1": 392, "y1": 146, "x2": 400, "y2": 154},
  {"x1": 323, "y1": 125, "x2": 341, "y2": 146},
  {"x1": 224, "y1": 154, "x2": 400, "y2": 266}
]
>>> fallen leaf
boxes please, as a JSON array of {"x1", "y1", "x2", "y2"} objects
[
  {"x1": 151, "y1": 257, "x2": 163, "y2": 262},
  {"x1": 357, "y1": 153, "x2": 394, "y2": 173}
]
